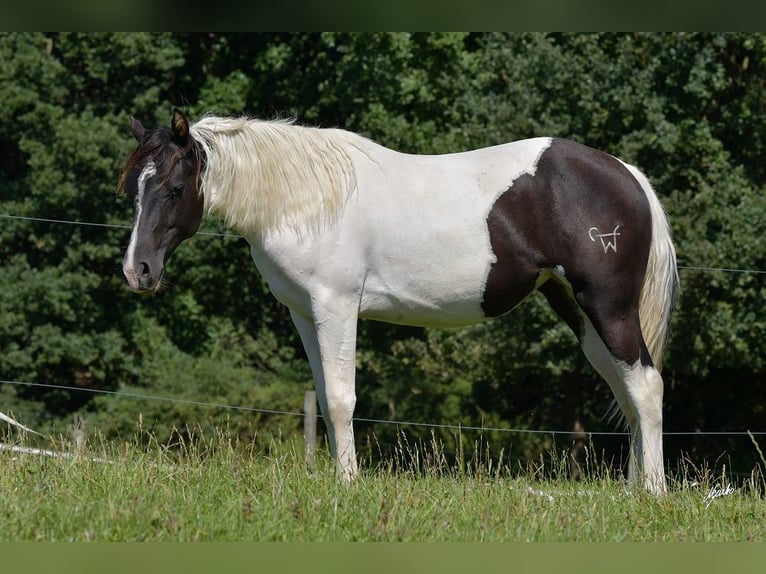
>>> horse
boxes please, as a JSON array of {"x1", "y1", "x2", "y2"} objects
[{"x1": 119, "y1": 109, "x2": 678, "y2": 494}]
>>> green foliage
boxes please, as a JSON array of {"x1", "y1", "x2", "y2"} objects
[{"x1": 1, "y1": 33, "x2": 765, "y2": 475}]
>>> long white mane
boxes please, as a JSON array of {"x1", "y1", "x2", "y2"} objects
[{"x1": 190, "y1": 116, "x2": 362, "y2": 237}]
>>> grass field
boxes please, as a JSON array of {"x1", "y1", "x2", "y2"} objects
[{"x1": 2, "y1": 430, "x2": 765, "y2": 542}]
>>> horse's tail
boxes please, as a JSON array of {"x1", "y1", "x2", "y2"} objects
[{"x1": 621, "y1": 163, "x2": 679, "y2": 372}]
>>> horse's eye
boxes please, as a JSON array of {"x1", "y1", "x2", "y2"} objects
[{"x1": 168, "y1": 184, "x2": 184, "y2": 200}]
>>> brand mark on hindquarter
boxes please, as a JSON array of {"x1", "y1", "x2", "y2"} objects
[{"x1": 588, "y1": 225, "x2": 621, "y2": 254}]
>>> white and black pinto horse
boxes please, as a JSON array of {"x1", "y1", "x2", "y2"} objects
[{"x1": 120, "y1": 109, "x2": 678, "y2": 493}]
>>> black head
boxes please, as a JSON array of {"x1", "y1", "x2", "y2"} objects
[{"x1": 120, "y1": 109, "x2": 205, "y2": 292}]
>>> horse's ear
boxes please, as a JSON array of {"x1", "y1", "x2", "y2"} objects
[
  {"x1": 129, "y1": 116, "x2": 145, "y2": 142},
  {"x1": 171, "y1": 108, "x2": 190, "y2": 146}
]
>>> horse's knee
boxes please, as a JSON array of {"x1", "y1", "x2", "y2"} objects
[{"x1": 325, "y1": 390, "x2": 356, "y2": 427}]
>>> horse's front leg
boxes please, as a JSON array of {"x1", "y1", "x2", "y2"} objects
[{"x1": 289, "y1": 305, "x2": 359, "y2": 481}]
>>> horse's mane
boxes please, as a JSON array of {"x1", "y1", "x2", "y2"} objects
[{"x1": 189, "y1": 115, "x2": 362, "y2": 237}]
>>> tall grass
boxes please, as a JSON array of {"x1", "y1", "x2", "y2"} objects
[{"x1": 1, "y1": 427, "x2": 764, "y2": 541}]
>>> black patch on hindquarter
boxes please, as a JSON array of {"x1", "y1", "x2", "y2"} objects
[{"x1": 481, "y1": 138, "x2": 653, "y2": 366}]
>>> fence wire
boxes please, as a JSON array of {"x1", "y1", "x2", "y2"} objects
[
  {"x1": 2, "y1": 212, "x2": 765, "y2": 274},
  {"x1": 2, "y1": 378, "x2": 765, "y2": 438}
]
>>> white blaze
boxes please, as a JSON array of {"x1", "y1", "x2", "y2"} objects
[{"x1": 123, "y1": 162, "x2": 156, "y2": 288}]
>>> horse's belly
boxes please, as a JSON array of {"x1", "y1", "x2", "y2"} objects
[
  {"x1": 357, "y1": 237, "x2": 494, "y2": 328},
  {"x1": 359, "y1": 294, "x2": 488, "y2": 328}
]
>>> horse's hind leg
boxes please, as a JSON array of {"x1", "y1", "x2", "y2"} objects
[
  {"x1": 540, "y1": 278, "x2": 666, "y2": 493},
  {"x1": 578, "y1": 310, "x2": 665, "y2": 493}
]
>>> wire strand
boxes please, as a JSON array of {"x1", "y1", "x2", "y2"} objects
[
  {"x1": 0, "y1": 379, "x2": 300, "y2": 418},
  {"x1": 0, "y1": 213, "x2": 240, "y2": 238},
  {"x1": 2, "y1": 378, "x2": 765, "y2": 437},
  {"x1": 2, "y1": 213, "x2": 764, "y2": 274}
]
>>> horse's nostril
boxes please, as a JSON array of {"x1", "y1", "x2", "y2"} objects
[{"x1": 139, "y1": 262, "x2": 151, "y2": 278}]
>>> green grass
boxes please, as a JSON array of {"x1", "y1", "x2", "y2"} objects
[{"x1": 1, "y1": 430, "x2": 765, "y2": 541}]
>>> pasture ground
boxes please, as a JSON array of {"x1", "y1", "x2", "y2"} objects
[{"x1": 1, "y1": 429, "x2": 765, "y2": 542}]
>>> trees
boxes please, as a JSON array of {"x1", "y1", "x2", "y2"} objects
[{"x1": 1, "y1": 33, "x2": 764, "y2": 476}]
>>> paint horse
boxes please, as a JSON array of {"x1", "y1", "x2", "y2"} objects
[{"x1": 120, "y1": 109, "x2": 678, "y2": 493}]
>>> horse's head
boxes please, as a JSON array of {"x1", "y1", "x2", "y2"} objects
[{"x1": 120, "y1": 109, "x2": 204, "y2": 292}]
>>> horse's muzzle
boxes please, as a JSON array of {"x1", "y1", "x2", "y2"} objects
[{"x1": 123, "y1": 260, "x2": 163, "y2": 293}]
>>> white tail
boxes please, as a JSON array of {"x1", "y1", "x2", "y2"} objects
[{"x1": 622, "y1": 163, "x2": 679, "y2": 371}]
